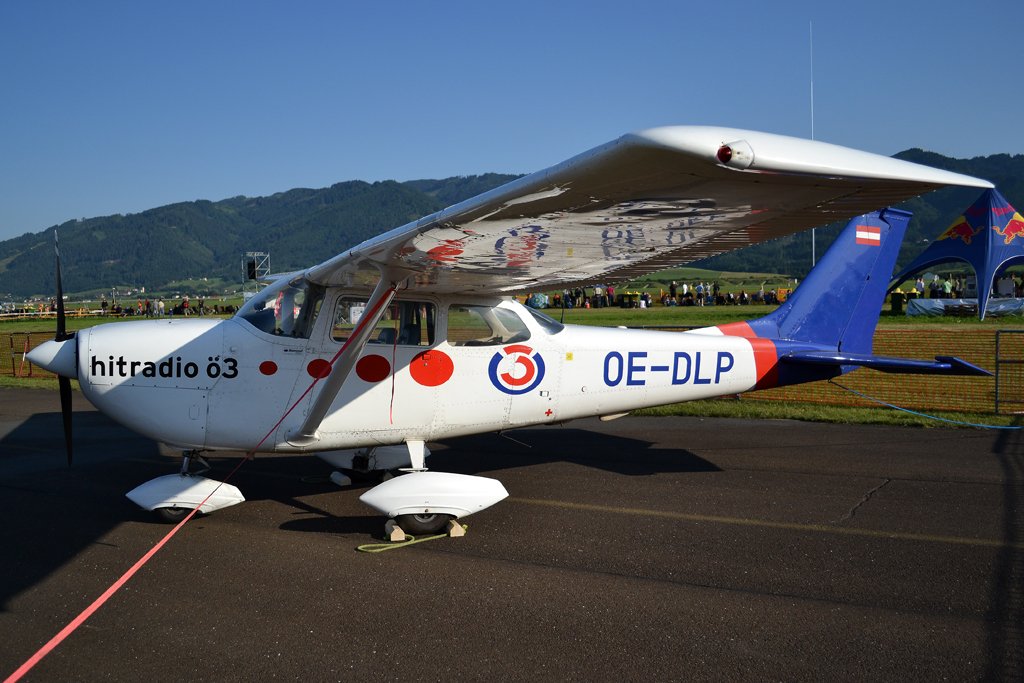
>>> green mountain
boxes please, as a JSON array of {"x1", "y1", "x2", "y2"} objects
[
  {"x1": 690, "y1": 150, "x2": 1024, "y2": 278},
  {"x1": 0, "y1": 175, "x2": 521, "y2": 298}
]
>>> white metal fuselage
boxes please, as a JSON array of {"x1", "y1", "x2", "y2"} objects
[{"x1": 76, "y1": 294, "x2": 760, "y2": 454}]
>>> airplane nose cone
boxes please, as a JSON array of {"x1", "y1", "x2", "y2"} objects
[{"x1": 26, "y1": 338, "x2": 78, "y2": 379}]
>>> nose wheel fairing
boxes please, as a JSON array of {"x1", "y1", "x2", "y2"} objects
[{"x1": 125, "y1": 473, "x2": 245, "y2": 516}]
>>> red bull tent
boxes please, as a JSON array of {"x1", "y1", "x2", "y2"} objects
[{"x1": 890, "y1": 188, "x2": 1024, "y2": 320}]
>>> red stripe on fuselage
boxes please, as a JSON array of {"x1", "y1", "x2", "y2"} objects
[
  {"x1": 748, "y1": 338, "x2": 779, "y2": 389},
  {"x1": 716, "y1": 321, "x2": 756, "y2": 338},
  {"x1": 717, "y1": 322, "x2": 778, "y2": 389}
]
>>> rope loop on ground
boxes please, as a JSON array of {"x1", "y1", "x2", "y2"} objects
[{"x1": 357, "y1": 526, "x2": 468, "y2": 553}]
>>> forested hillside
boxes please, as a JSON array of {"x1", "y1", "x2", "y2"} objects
[
  {"x1": 0, "y1": 175, "x2": 521, "y2": 297},
  {"x1": 1, "y1": 148, "x2": 1020, "y2": 298},
  {"x1": 692, "y1": 150, "x2": 1024, "y2": 277}
]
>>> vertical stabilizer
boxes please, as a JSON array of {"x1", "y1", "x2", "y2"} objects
[{"x1": 740, "y1": 208, "x2": 911, "y2": 353}]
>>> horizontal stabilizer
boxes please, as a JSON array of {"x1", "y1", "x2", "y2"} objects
[{"x1": 781, "y1": 352, "x2": 992, "y2": 377}]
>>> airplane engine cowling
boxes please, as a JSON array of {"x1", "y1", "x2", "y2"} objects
[{"x1": 359, "y1": 472, "x2": 508, "y2": 519}]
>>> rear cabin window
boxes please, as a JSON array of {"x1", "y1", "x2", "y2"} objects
[
  {"x1": 333, "y1": 298, "x2": 435, "y2": 346},
  {"x1": 447, "y1": 305, "x2": 531, "y2": 346}
]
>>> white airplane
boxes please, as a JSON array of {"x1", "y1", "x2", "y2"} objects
[{"x1": 28, "y1": 126, "x2": 994, "y2": 535}]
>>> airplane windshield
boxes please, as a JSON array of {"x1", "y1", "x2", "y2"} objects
[
  {"x1": 234, "y1": 276, "x2": 324, "y2": 339},
  {"x1": 524, "y1": 306, "x2": 565, "y2": 334}
]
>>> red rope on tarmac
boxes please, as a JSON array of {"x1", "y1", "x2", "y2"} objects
[
  {"x1": 389, "y1": 309, "x2": 399, "y2": 424},
  {"x1": 4, "y1": 287, "x2": 396, "y2": 683}
]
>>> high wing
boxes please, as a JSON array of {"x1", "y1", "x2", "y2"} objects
[{"x1": 305, "y1": 126, "x2": 992, "y2": 293}]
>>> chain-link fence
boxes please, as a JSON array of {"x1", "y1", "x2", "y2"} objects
[
  {"x1": 748, "y1": 329, "x2": 1005, "y2": 413},
  {"x1": 3, "y1": 332, "x2": 58, "y2": 378}
]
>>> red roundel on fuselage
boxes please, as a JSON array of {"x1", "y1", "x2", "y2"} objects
[
  {"x1": 306, "y1": 358, "x2": 331, "y2": 379},
  {"x1": 259, "y1": 361, "x2": 278, "y2": 375},
  {"x1": 409, "y1": 349, "x2": 453, "y2": 387},
  {"x1": 356, "y1": 354, "x2": 391, "y2": 382}
]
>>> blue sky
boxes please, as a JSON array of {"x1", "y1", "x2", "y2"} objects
[{"x1": 1, "y1": 0, "x2": 1022, "y2": 240}]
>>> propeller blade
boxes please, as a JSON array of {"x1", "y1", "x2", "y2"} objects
[
  {"x1": 54, "y1": 231, "x2": 67, "y2": 342},
  {"x1": 58, "y1": 376, "x2": 73, "y2": 467},
  {"x1": 54, "y1": 231, "x2": 73, "y2": 466}
]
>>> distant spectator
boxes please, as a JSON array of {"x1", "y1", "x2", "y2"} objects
[
  {"x1": 669, "y1": 281, "x2": 677, "y2": 299},
  {"x1": 101, "y1": 297, "x2": 108, "y2": 317}
]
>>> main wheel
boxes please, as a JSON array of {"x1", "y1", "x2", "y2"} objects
[
  {"x1": 154, "y1": 506, "x2": 194, "y2": 524},
  {"x1": 395, "y1": 513, "x2": 452, "y2": 535}
]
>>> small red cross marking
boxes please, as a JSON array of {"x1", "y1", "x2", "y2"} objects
[{"x1": 545, "y1": 409, "x2": 553, "y2": 416}]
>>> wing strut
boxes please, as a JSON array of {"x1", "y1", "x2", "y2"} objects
[{"x1": 285, "y1": 266, "x2": 410, "y2": 447}]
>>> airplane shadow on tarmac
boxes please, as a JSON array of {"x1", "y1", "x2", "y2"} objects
[
  {"x1": 0, "y1": 406, "x2": 716, "y2": 613},
  {"x1": 0, "y1": 408, "x2": 164, "y2": 613},
  {"x1": 276, "y1": 425, "x2": 721, "y2": 536},
  {"x1": 984, "y1": 418, "x2": 1024, "y2": 682}
]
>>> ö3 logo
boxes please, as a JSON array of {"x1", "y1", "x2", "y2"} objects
[{"x1": 488, "y1": 344, "x2": 545, "y2": 395}]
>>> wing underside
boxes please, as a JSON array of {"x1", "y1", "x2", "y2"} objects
[{"x1": 305, "y1": 126, "x2": 992, "y2": 294}]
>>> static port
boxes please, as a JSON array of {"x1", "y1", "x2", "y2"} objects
[{"x1": 717, "y1": 145, "x2": 733, "y2": 164}]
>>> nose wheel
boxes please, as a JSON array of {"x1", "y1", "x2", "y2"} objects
[
  {"x1": 151, "y1": 450, "x2": 212, "y2": 523},
  {"x1": 154, "y1": 506, "x2": 192, "y2": 523}
]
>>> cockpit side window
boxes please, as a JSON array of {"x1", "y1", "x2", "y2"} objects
[
  {"x1": 447, "y1": 305, "x2": 531, "y2": 346},
  {"x1": 333, "y1": 298, "x2": 435, "y2": 346},
  {"x1": 234, "y1": 276, "x2": 324, "y2": 339}
]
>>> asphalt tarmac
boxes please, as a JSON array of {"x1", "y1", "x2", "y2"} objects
[{"x1": 1, "y1": 386, "x2": 1022, "y2": 682}]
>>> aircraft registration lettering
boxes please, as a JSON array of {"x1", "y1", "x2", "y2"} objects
[{"x1": 603, "y1": 351, "x2": 734, "y2": 387}]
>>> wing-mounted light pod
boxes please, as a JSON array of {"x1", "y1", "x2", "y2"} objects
[{"x1": 716, "y1": 140, "x2": 755, "y2": 169}]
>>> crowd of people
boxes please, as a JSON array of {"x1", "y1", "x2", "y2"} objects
[
  {"x1": 542, "y1": 281, "x2": 786, "y2": 310},
  {"x1": 6, "y1": 296, "x2": 239, "y2": 318},
  {"x1": 908, "y1": 273, "x2": 1024, "y2": 300},
  {"x1": 96, "y1": 295, "x2": 212, "y2": 318}
]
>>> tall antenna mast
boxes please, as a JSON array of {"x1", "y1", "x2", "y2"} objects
[{"x1": 810, "y1": 21, "x2": 816, "y2": 267}]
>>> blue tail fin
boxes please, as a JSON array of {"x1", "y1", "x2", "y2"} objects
[{"x1": 744, "y1": 208, "x2": 911, "y2": 353}]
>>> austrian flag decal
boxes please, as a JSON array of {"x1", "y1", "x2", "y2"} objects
[{"x1": 855, "y1": 225, "x2": 881, "y2": 246}]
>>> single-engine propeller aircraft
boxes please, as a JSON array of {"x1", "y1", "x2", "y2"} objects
[{"x1": 29, "y1": 126, "x2": 994, "y2": 534}]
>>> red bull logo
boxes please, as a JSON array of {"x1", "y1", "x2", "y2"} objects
[
  {"x1": 994, "y1": 212, "x2": 1024, "y2": 245},
  {"x1": 937, "y1": 216, "x2": 981, "y2": 245}
]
